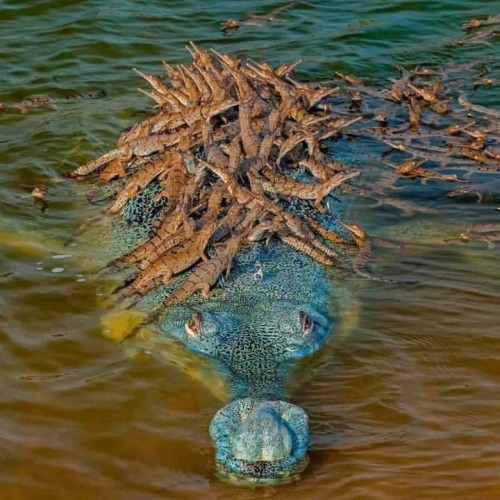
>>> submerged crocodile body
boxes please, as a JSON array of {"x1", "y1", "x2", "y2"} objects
[
  {"x1": 73, "y1": 44, "x2": 499, "y2": 484},
  {"x1": 109, "y1": 195, "x2": 341, "y2": 483},
  {"x1": 74, "y1": 44, "x2": 359, "y2": 484}
]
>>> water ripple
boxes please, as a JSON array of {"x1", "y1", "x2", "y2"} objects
[{"x1": 1, "y1": 0, "x2": 499, "y2": 497}]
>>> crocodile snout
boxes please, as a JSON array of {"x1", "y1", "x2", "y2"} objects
[
  {"x1": 231, "y1": 405, "x2": 293, "y2": 462},
  {"x1": 209, "y1": 398, "x2": 309, "y2": 484}
]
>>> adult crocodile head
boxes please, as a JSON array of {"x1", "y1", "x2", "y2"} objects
[{"x1": 159, "y1": 242, "x2": 334, "y2": 484}]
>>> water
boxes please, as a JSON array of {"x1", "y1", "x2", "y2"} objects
[{"x1": 1, "y1": 0, "x2": 499, "y2": 498}]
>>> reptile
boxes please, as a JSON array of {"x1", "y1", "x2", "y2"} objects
[
  {"x1": 84, "y1": 185, "x2": 339, "y2": 485},
  {"x1": 0, "y1": 90, "x2": 105, "y2": 113},
  {"x1": 71, "y1": 44, "x2": 499, "y2": 485},
  {"x1": 447, "y1": 179, "x2": 500, "y2": 203},
  {"x1": 74, "y1": 44, "x2": 358, "y2": 485}
]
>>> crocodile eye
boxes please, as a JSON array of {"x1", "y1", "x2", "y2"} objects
[
  {"x1": 185, "y1": 312, "x2": 202, "y2": 340},
  {"x1": 299, "y1": 311, "x2": 314, "y2": 337}
]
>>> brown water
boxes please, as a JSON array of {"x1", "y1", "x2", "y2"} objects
[{"x1": 1, "y1": 1, "x2": 499, "y2": 498}]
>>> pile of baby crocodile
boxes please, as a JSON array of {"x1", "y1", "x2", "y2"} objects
[
  {"x1": 70, "y1": 43, "x2": 499, "y2": 306},
  {"x1": 71, "y1": 43, "x2": 366, "y2": 305}
]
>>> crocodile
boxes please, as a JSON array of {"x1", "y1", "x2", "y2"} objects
[
  {"x1": 74, "y1": 45, "x2": 360, "y2": 485},
  {"x1": 0, "y1": 90, "x2": 105, "y2": 114},
  {"x1": 138, "y1": 225, "x2": 337, "y2": 484},
  {"x1": 84, "y1": 184, "x2": 344, "y2": 485},
  {"x1": 72, "y1": 44, "x2": 499, "y2": 485}
]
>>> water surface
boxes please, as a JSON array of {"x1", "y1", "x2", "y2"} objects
[{"x1": 1, "y1": 1, "x2": 499, "y2": 498}]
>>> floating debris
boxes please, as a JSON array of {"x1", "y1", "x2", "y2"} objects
[
  {"x1": 29, "y1": 186, "x2": 49, "y2": 213},
  {"x1": 52, "y1": 254, "x2": 73, "y2": 260},
  {"x1": 31, "y1": 186, "x2": 47, "y2": 201}
]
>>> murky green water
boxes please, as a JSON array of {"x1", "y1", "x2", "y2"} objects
[{"x1": 1, "y1": 1, "x2": 499, "y2": 498}]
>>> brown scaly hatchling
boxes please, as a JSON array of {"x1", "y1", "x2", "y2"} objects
[{"x1": 72, "y1": 44, "x2": 365, "y2": 308}]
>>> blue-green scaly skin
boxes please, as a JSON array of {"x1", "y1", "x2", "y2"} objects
[
  {"x1": 157, "y1": 237, "x2": 336, "y2": 482},
  {"x1": 105, "y1": 182, "x2": 345, "y2": 484}
]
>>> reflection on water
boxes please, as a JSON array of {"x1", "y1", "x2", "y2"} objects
[{"x1": 1, "y1": 0, "x2": 499, "y2": 498}]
